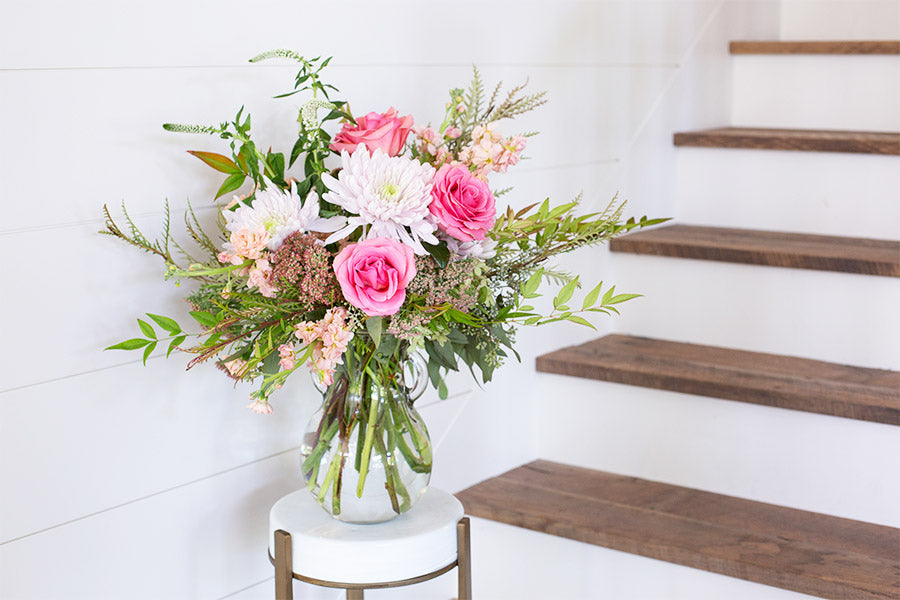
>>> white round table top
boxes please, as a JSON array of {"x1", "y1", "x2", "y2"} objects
[{"x1": 269, "y1": 487, "x2": 464, "y2": 584}]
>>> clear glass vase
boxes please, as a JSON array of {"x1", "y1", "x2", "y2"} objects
[{"x1": 299, "y1": 346, "x2": 431, "y2": 523}]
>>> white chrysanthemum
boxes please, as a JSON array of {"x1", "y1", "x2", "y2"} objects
[
  {"x1": 446, "y1": 236, "x2": 497, "y2": 260},
  {"x1": 323, "y1": 145, "x2": 437, "y2": 254},
  {"x1": 225, "y1": 182, "x2": 345, "y2": 251}
]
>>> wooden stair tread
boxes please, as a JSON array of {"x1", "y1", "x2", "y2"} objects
[
  {"x1": 609, "y1": 224, "x2": 900, "y2": 277},
  {"x1": 730, "y1": 40, "x2": 900, "y2": 54},
  {"x1": 535, "y1": 334, "x2": 900, "y2": 425},
  {"x1": 457, "y1": 461, "x2": 900, "y2": 599},
  {"x1": 673, "y1": 127, "x2": 900, "y2": 155}
]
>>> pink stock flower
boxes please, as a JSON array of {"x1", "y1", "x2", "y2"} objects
[
  {"x1": 295, "y1": 321, "x2": 318, "y2": 345},
  {"x1": 218, "y1": 251, "x2": 240, "y2": 265},
  {"x1": 278, "y1": 344, "x2": 296, "y2": 371},
  {"x1": 330, "y1": 107, "x2": 414, "y2": 157},
  {"x1": 246, "y1": 398, "x2": 273, "y2": 415},
  {"x1": 445, "y1": 127, "x2": 461, "y2": 139},
  {"x1": 429, "y1": 164, "x2": 496, "y2": 241},
  {"x1": 224, "y1": 358, "x2": 248, "y2": 378},
  {"x1": 333, "y1": 237, "x2": 416, "y2": 316},
  {"x1": 248, "y1": 258, "x2": 278, "y2": 298}
]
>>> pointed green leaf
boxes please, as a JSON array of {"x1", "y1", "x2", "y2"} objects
[
  {"x1": 421, "y1": 241, "x2": 450, "y2": 269},
  {"x1": 187, "y1": 151, "x2": 241, "y2": 174},
  {"x1": 167, "y1": 335, "x2": 187, "y2": 358},
  {"x1": 365, "y1": 316, "x2": 383, "y2": 348},
  {"x1": 142, "y1": 341, "x2": 157, "y2": 365},
  {"x1": 555, "y1": 278, "x2": 578, "y2": 306},
  {"x1": 522, "y1": 267, "x2": 544, "y2": 298},
  {"x1": 607, "y1": 293, "x2": 642, "y2": 305},
  {"x1": 147, "y1": 313, "x2": 181, "y2": 335},
  {"x1": 190, "y1": 311, "x2": 218, "y2": 328},
  {"x1": 601, "y1": 284, "x2": 616, "y2": 305},
  {"x1": 105, "y1": 338, "x2": 151, "y2": 351},
  {"x1": 581, "y1": 281, "x2": 604, "y2": 310},
  {"x1": 566, "y1": 315, "x2": 597, "y2": 329},
  {"x1": 215, "y1": 173, "x2": 246, "y2": 199},
  {"x1": 137, "y1": 319, "x2": 156, "y2": 339}
]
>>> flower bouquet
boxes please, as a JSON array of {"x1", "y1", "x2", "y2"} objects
[{"x1": 103, "y1": 50, "x2": 665, "y2": 522}]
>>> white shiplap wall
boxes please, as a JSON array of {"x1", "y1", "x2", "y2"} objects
[{"x1": 1, "y1": 2, "x2": 778, "y2": 599}]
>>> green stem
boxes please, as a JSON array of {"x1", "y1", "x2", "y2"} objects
[
  {"x1": 302, "y1": 418, "x2": 339, "y2": 478},
  {"x1": 389, "y1": 402, "x2": 431, "y2": 473},
  {"x1": 374, "y1": 434, "x2": 401, "y2": 514},
  {"x1": 317, "y1": 451, "x2": 342, "y2": 504},
  {"x1": 356, "y1": 383, "x2": 380, "y2": 498}
]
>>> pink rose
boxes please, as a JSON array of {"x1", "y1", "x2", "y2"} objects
[
  {"x1": 330, "y1": 107, "x2": 414, "y2": 157},
  {"x1": 429, "y1": 164, "x2": 496, "y2": 241},
  {"x1": 333, "y1": 237, "x2": 416, "y2": 316}
]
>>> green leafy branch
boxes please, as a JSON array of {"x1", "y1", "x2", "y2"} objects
[
  {"x1": 499, "y1": 268, "x2": 641, "y2": 329},
  {"x1": 491, "y1": 195, "x2": 669, "y2": 276},
  {"x1": 105, "y1": 313, "x2": 188, "y2": 365}
]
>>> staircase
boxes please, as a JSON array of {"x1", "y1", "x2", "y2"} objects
[{"x1": 458, "y1": 40, "x2": 900, "y2": 599}]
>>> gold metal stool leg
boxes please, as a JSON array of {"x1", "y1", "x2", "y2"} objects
[
  {"x1": 346, "y1": 589, "x2": 364, "y2": 599},
  {"x1": 457, "y1": 517, "x2": 472, "y2": 600},
  {"x1": 274, "y1": 530, "x2": 294, "y2": 600}
]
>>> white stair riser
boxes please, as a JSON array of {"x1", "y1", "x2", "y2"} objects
[
  {"x1": 610, "y1": 253, "x2": 900, "y2": 371},
  {"x1": 357, "y1": 518, "x2": 817, "y2": 600},
  {"x1": 674, "y1": 148, "x2": 900, "y2": 238},
  {"x1": 731, "y1": 55, "x2": 900, "y2": 131},
  {"x1": 779, "y1": 0, "x2": 900, "y2": 40},
  {"x1": 536, "y1": 376, "x2": 900, "y2": 528}
]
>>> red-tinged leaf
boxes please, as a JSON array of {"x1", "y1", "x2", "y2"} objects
[{"x1": 187, "y1": 151, "x2": 241, "y2": 174}]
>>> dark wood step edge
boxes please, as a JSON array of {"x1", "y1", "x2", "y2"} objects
[
  {"x1": 731, "y1": 40, "x2": 900, "y2": 54},
  {"x1": 535, "y1": 335, "x2": 900, "y2": 426},
  {"x1": 609, "y1": 224, "x2": 900, "y2": 277},
  {"x1": 673, "y1": 127, "x2": 900, "y2": 155},
  {"x1": 457, "y1": 461, "x2": 900, "y2": 600}
]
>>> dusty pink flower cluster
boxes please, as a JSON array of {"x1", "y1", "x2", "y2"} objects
[
  {"x1": 294, "y1": 308, "x2": 355, "y2": 385},
  {"x1": 270, "y1": 232, "x2": 340, "y2": 307},
  {"x1": 458, "y1": 123, "x2": 526, "y2": 177},
  {"x1": 406, "y1": 257, "x2": 479, "y2": 313},
  {"x1": 385, "y1": 309, "x2": 430, "y2": 341}
]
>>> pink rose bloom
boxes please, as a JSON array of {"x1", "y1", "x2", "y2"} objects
[
  {"x1": 330, "y1": 107, "x2": 414, "y2": 157},
  {"x1": 429, "y1": 164, "x2": 496, "y2": 241},
  {"x1": 333, "y1": 237, "x2": 416, "y2": 316}
]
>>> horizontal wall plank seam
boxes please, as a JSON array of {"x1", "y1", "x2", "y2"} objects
[
  {"x1": 0, "y1": 205, "x2": 218, "y2": 238},
  {"x1": 0, "y1": 357, "x2": 147, "y2": 395},
  {"x1": 0, "y1": 446, "x2": 299, "y2": 546},
  {"x1": 217, "y1": 577, "x2": 274, "y2": 600},
  {"x1": 0, "y1": 162, "x2": 621, "y2": 237},
  {"x1": 0, "y1": 62, "x2": 681, "y2": 73}
]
